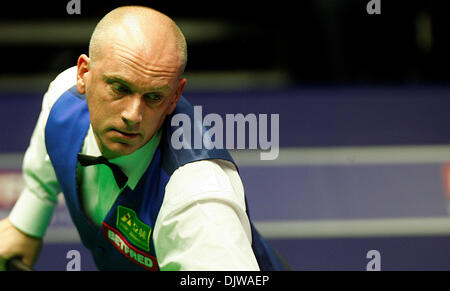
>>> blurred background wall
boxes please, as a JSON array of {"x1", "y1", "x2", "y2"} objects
[{"x1": 0, "y1": 0, "x2": 449, "y2": 270}]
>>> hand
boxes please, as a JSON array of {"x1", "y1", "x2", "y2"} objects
[{"x1": 0, "y1": 218, "x2": 42, "y2": 270}]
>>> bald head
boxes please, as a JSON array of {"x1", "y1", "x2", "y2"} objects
[{"x1": 89, "y1": 6, "x2": 187, "y2": 77}]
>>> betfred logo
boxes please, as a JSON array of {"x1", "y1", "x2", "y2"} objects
[{"x1": 102, "y1": 222, "x2": 159, "y2": 271}]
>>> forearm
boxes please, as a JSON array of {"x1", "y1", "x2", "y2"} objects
[
  {"x1": 0, "y1": 217, "x2": 43, "y2": 270},
  {"x1": 154, "y1": 198, "x2": 260, "y2": 271},
  {"x1": 154, "y1": 160, "x2": 260, "y2": 271},
  {"x1": 8, "y1": 69, "x2": 69, "y2": 238},
  {"x1": 9, "y1": 188, "x2": 57, "y2": 238}
]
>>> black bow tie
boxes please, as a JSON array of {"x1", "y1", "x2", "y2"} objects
[{"x1": 77, "y1": 153, "x2": 128, "y2": 189}]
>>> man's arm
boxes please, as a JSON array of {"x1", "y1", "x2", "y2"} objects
[
  {"x1": 154, "y1": 159, "x2": 260, "y2": 271},
  {"x1": 0, "y1": 218, "x2": 42, "y2": 270},
  {"x1": 0, "y1": 67, "x2": 77, "y2": 269}
]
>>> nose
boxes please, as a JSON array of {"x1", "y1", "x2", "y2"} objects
[{"x1": 121, "y1": 95, "x2": 143, "y2": 126}]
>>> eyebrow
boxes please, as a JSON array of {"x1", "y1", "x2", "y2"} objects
[{"x1": 102, "y1": 74, "x2": 172, "y2": 92}]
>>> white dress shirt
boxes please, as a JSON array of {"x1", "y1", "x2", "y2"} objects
[{"x1": 9, "y1": 66, "x2": 259, "y2": 271}]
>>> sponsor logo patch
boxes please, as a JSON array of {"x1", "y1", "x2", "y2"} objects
[
  {"x1": 116, "y1": 205, "x2": 151, "y2": 252},
  {"x1": 102, "y1": 222, "x2": 158, "y2": 271}
]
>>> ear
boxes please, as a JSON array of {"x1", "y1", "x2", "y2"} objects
[
  {"x1": 76, "y1": 54, "x2": 91, "y2": 95},
  {"x1": 167, "y1": 78, "x2": 186, "y2": 115}
]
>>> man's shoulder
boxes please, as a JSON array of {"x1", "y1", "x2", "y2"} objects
[
  {"x1": 174, "y1": 159, "x2": 237, "y2": 177},
  {"x1": 161, "y1": 158, "x2": 246, "y2": 213},
  {"x1": 53, "y1": 66, "x2": 77, "y2": 82},
  {"x1": 165, "y1": 159, "x2": 240, "y2": 195},
  {"x1": 43, "y1": 66, "x2": 78, "y2": 110}
]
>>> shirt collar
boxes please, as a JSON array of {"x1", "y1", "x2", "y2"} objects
[{"x1": 84, "y1": 125, "x2": 161, "y2": 190}]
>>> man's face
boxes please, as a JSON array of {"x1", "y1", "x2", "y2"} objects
[{"x1": 77, "y1": 42, "x2": 186, "y2": 159}]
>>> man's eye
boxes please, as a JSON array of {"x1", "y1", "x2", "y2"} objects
[
  {"x1": 112, "y1": 83, "x2": 130, "y2": 94},
  {"x1": 144, "y1": 93, "x2": 163, "y2": 102}
]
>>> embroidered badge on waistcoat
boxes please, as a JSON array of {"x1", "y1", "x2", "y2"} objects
[
  {"x1": 102, "y1": 222, "x2": 158, "y2": 271},
  {"x1": 116, "y1": 205, "x2": 152, "y2": 252}
]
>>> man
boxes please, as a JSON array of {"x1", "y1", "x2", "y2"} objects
[{"x1": 0, "y1": 6, "x2": 286, "y2": 271}]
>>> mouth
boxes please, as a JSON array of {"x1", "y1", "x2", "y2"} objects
[{"x1": 111, "y1": 129, "x2": 141, "y2": 141}]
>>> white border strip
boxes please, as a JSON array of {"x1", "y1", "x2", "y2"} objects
[
  {"x1": 254, "y1": 217, "x2": 450, "y2": 239},
  {"x1": 0, "y1": 153, "x2": 23, "y2": 170},
  {"x1": 2, "y1": 145, "x2": 450, "y2": 170},
  {"x1": 45, "y1": 228, "x2": 81, "y2": 243},
  {"x1": 43, "y1": 217, "x2": 450, "y2": 243},
  {"x1": 230, "y1": 145, "x2": 450, "y2": 166}
]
